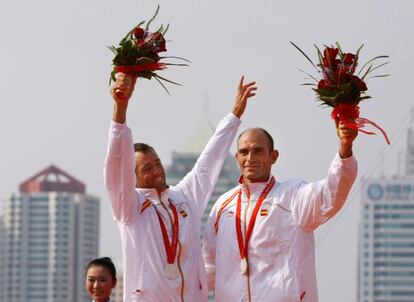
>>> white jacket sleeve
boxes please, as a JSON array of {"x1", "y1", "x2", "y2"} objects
[
  {"x1": 176, "y1": 113, "x2": 241, "y2": 217},
  {"x1": 291, "y1": 153, "x2": 358, "y2": 232},
  {"x1": 202, "y1": 204, "x2": 218, "y2": 291},
  {"x1": 103, "y1": 121, "x2": 138, "y2": 224}
]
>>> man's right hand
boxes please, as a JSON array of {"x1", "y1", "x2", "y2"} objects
[
  {"x1": 111, "y1": 73, "x2": 137, "y2": 104},
  {"x1": 110, "y1": 73, "x2": 137, "y2": 123}
]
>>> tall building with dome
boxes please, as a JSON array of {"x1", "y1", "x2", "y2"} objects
[{"x1": 1, "y1": 165, "x2": 100, "y2": 302}]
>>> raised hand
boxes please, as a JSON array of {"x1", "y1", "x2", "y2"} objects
[
  {"x1": 110, "y1": 73, "x2": 137, "y2": 124},
  {"x1": 232, "y1": 76, "x2": 257, "y2": 118},
  {"x1": 110, "y1": 73, "x2": 137, "y2": 104},
  {"x1": 336, "y1": 119, "x2": 358, "y2": 158}
]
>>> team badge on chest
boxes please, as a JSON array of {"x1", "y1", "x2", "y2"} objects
[{"x1": 260, "y1": 203, "x2": 270, "y2": 216}]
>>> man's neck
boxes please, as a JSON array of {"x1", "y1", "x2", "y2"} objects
[
  {"x1": 243, "y1": 175, "x2": 271, "y2": 184},
  {"x1": 156, "y1": 184, "x2": 169, "y2": 197}
]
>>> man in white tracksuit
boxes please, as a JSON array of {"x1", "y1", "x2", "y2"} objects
[
  {"x1": 104, "y1": 73, "x2": 257, "y2": 302},
  {"x1": 203, "y1": 123, "x2": 358, "y2": 301}
]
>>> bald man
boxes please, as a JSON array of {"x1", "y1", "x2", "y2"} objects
[{"x1": 203, "y1": 122, "x2": 358, "y2": 302}]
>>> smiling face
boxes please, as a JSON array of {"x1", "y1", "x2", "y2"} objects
[
  {"x1": 135, "y1": 150, "x2": 168, "y2": 193},
  {"x1": 236, "y1": 128, "x2": 278, "y2": 184},
  {"x1": 85, "y1": 265, "x2": 117, "y2": 302}
]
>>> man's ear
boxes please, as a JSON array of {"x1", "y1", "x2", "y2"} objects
[{"x1": 271, "y1": 149, "x2": 279, "y2": 164}]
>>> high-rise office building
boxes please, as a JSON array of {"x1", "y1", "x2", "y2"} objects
[
  {"x1": 1, "y1": 165, "x2": 100, "y2": 302},
  {"x1": 165, "y1": 118, "x2": 240, "y2": 302},
  {"x1": 110, "y1": 272, "x2": 124, "y2": 302},
  {"x1": 358, "y1": 127, "x2": 414, "y2": 301},
  {"x1": 166, "y1": 151, "x2": 240, "y2": 235},
  {"x1": 0, "y1": 217, "x2": 5, "y2": 302}
]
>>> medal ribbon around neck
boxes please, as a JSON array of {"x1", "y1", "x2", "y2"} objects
[
  {"x1": 235, "y1": 176, "x2": 275, "y2": 262},
  {"x1": 155, "y1": 200, "x2": 179, "y2": 265}
]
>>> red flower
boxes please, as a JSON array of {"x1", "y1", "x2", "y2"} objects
[
  {"x1": 134, "y1": 27, "x2": 145, "y2": 39},
  {"x1": 334, "y1": 67, "x2": 348, "y2": 82},
  {"x1": 343, "y1": 53, "x2": 356, "y2": 65},
  {"x1": 350, "y1": 75, "x2": 367, "y2": 91},
  {"x1": 157, "y1": 38, "x2": 167, "y2": 52},
  {"x1": 318, "y1": 79, "x2": 333, "y2": 90},
  {"x1": 323, "y1": 47, "x2": 339, "y2": 68}
]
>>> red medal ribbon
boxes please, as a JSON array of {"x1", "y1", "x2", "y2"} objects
[
  {"x1": 235, "y1": 177, "x2": 275, "y2": 261},
  {"x1": 331, "y1": 103, "x2": 390, "y2": 145},
  {"x1": 115, "y1": 62, "x2": 167, "y2": 74},
  {"x1": 155, "y1": 200, "x2": 179, "y2": 264}
]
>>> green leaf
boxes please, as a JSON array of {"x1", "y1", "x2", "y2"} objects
[
  {"x1": 136, "y1": 57, "x2": 155, "y2": 64},
  {"x1": 155, "y1": 74, "x2": 183, "y2": 86},
  {"x1": 110, "y1": 70, "x2": 117, "y2": 84},
  {"x1": 361, "y1": 63, "x2": 374, "y2": 80},
  {"x1": 357, "y1": 55, "x2": 389, "y2": 77},
  {"x1": 159, "y1": 56, "x2": 192, "y2": 63},
  {"x1": 357, "y1": 95, "x2": 372, "y2": 101},
  {"x1": 368, "y1": 61, "x2": 390, "y2": 74},
  {"x1": 154, "y1": 75, "x2": 171, "y2": 95},
  {"x1": 335, "y1": 42, "x2": 344, "y2": 57},
  {"x1": 290, "y1": 41, "x2": 318, "y2": 71},
  {"x1": 314, "y1": 44, "x2": 324, "y2": 68},
  {"x1": 367, "y1": 74, "x2": 390, "y2": 79},
  {"x1": 298, "y1": 69, "x2": 319, "y2": 82},
  {"x1": 355, "y1": 44, "x2": 364, "y2": 56},
  {"x1": 107, "y1": 45, "x2": 117, "y2": 54},
  {"x1": 163, "y1": 23, "x2": 170, "y2": 35},
  {"x1": 146, "y1": 5, "x2": 160, "y2": 31},
  {"x1": 164, "y1": 63, "x2": 189, "y2": 67}
]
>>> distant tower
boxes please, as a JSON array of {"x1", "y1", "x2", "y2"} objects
[
  {"x1": 110, "y1": 272, "x2": 124, "y2": 302},
  {"x1": 357, "y1": 120, "x2": 414, "y2": 301},
  {"x1": 165, "y1": 114, "x2": 240, "y2": 236},
  {"x1": 0, "y1": 217, "x2": 5, "y2": 302},
  {"x1": 405, "y1": 126, "x2": 414, "y2": 175},
  {"x1": 1, "y1": 165, "x2": 100, "y2": 302}
]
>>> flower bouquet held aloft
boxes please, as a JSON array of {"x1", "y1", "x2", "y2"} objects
[
  {"x1": 108, "y1": 6, "x2": 190, "y2": 95},
  {"x1": 291, "y1": 42, "x2": 390, "y2": 144}
]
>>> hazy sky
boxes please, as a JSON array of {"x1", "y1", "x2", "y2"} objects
[{"x1": 1, "y1": 1, "x2": 413, "y2": 301}]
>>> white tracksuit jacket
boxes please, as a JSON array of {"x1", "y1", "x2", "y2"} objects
[{"x1": 203, "y1": 153, "x2": 357, "y2": 302}]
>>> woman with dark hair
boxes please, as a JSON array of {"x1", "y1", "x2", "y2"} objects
[{"x1": 85, "y1": 257, "x2": 117, "y2": 302}]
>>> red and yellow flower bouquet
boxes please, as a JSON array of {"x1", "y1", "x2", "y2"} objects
[
  {"x1": 291, "y1": 42, "x2": 390, "y2": 144},
  {"x1": 108, "y1": 6, "x2": 189, "y2": 94}
]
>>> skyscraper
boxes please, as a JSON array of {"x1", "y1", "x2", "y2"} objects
[
  {"x1": 166, "y1": 151, "x2": 240, "y2": 236},
  {"x1": 165, "y1": 118, "x2": 240, "y2": 302},
  {"x1": 358, "y1": 126, "x2": 414, "y2": 301},
  {"x1": 0, "y1": 217, "x2": 5, "y2": 302},
  {"x1": 110, "y1": 272, "x2": 124, "y2": 302},
  {"x1": 1, "y1": 165, "x2": 100, "y2": 302},
  {"x1": 165, "y1": 112, "x2": 240, "y2": 233}
]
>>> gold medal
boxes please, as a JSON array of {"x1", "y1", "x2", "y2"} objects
[
  {"x1": 165, "y1": 263, "x2": 179, "y2": 279},
  {"x1": 240, "y1": 258, "x2": 248, "y2": 275}
]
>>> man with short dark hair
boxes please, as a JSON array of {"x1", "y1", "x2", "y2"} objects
[
  {"x1": 203, "y1": 121, "x2": 358, "y2": 302},
  {"x1": 104, "y1": 72, "x2": 257, "y2": 302}
]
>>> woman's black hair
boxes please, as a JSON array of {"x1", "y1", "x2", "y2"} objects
[{"x1": 85, "y1": 257, "x2": 117, "y2": 280}]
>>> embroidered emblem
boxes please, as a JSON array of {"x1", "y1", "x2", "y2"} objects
[
  {"x1": 140, "y1": 200, "x2": 151, "y2": 214},
  {"x1": 260, "y1": 203, "x2": 270, "y2": 216},
  {"x1": 260, "y1": 209, "x2": 268, "y2": 216}
]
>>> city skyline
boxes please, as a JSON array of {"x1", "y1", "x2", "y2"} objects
[
  {"x1": 1, "y1": 165, "x2": 100, "y2": 302},
  {"x1": 357, "y1": 126, "x2": 414, "y2": 301}
]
